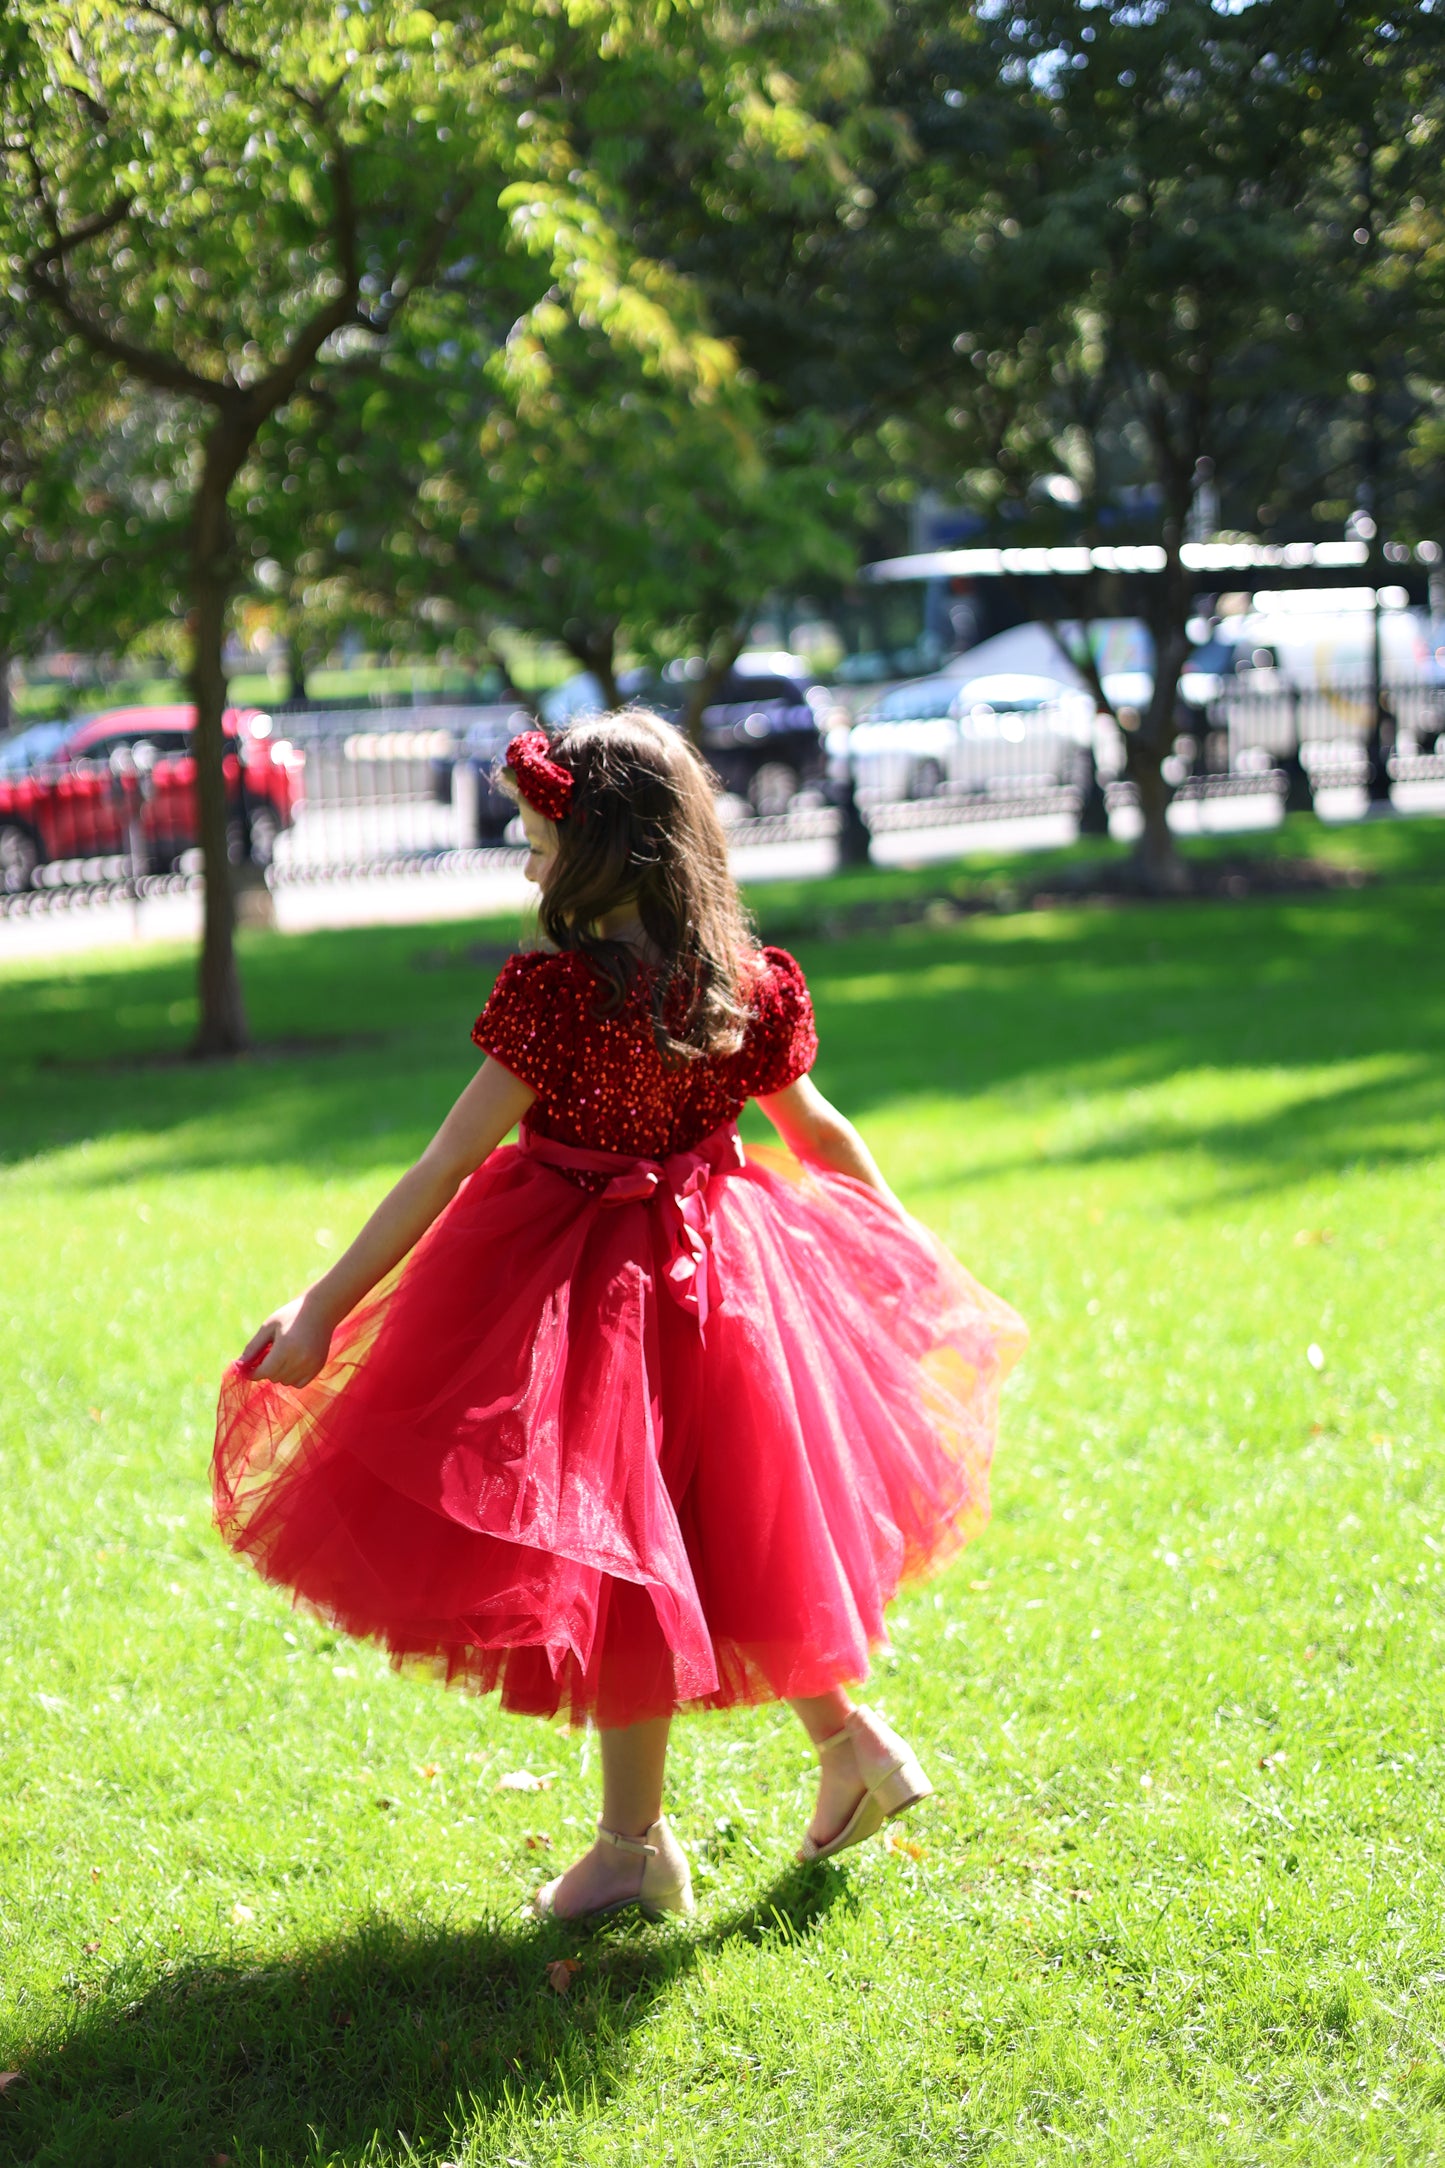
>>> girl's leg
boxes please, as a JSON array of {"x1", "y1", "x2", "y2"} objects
[
  {"x1": 790, "y1": 1689, "x2": 863, "y2": 1848},
  {"x1": 601, "y1": 1714, "x2": 672, "y2": 1835},
  {"x1": 541, "y1": 1715, "x2": 673, "y2": 1916},
  {"x1": 791, "y1": 1691, "x2": 933, "y2": 1851}
]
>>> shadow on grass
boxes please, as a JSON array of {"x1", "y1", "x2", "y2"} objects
[
  {"x1": 937, "y1": 1049, "x2": 1442, "y2": 1206},
  {"x1": 3, "y1": 826, "x2": 1444, "y2": 1192},
  {"x1": 3, "y1": 1864, "x2": 852, "y2": 2168}
]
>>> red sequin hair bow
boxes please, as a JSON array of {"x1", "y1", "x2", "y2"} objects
[{"x1": 506, "y1": 730, "x2": 575, "y2": 821}]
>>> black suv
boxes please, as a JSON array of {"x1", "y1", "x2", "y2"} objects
[
  {"x1": 432, "y1": 668, "x2": 830, "y2": 843},
  {"x1": 542, "y1": 666, "x2": 828, "y2": 816},
  {"x1": 690, "y1": 670, "x2": 827, "y2": 814},
  {"x1": 428, "y1": 701, "x2": 535, "y2": 842}
]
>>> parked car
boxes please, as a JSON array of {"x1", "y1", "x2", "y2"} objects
[
  {"x1": 840, "y1": 670, "x2": 1095, "y2": 801},
  {"x1": 830, "y1": 674, "x2": 963, "y2": 801},
  {"x1": 694, "y1": 669, "x2": 831, "y2": 813},
  {"x1": 0, "y1": 703, "x2": 304, "y2": 892},
  {"x1": 427, "y1": 700, "x2": 536, "y2": 842},
  {"x1": 539, "y1": 664, "x2": 831, "y2": 815},
  {"x1": 0, "y1": 720, "x2": 72, "y2": 777},
  {"x1": 1181, "y1": 595, "x2": 1445, "y2": 755}
]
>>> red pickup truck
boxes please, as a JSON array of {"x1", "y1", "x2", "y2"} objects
[{"x1": 0, "y1": 704, "x2": 305, "y2": 892}]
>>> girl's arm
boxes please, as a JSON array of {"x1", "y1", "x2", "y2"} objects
[
  {"x1": 755, "y1": 1074, "x2": 906, "y2": 1217},
  {"x1": 241, "y1": 1058, "x2": 536, "y2": 1387}
]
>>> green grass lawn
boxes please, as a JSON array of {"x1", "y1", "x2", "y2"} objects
[
  {"x1": 2, "y1": 816, "x2": 1443, "y2": 2167},
  {"x1": 10, "y1": 641, "x2": 575, "y2": 724}
]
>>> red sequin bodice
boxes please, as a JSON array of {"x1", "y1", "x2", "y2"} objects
[{"x1": 472, "y1": 945, "x2": 816, "y2": 1162}]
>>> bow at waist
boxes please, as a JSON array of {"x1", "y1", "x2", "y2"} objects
[{"x1": 516, "y1": 1121, "x2": 747, "y2": 1328}]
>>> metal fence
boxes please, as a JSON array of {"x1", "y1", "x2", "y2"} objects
[
  {"x1": 1195, "y1": 678, "x2": 1445, "y2": 785},
  {"x1": 2, "y1": 685, "x2": 1442, "y2": 920},
  {"x1": 269, "y1": 711, "x2": 491, "y2": 879}
]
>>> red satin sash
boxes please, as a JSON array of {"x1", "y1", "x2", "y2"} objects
[{"x1": 516, "y1": 1120, "x2": 747, "y2": 1329}]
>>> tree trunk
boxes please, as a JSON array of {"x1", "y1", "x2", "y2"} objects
[
  {"x1": 595, "y1": 648, "x2": 621, "y2": 714},
  {"x1": 1126, "y1": 558, "x2": 1193, "y2": 895},
  {"x1": 561, "y1": 622, "x2": 620, "y2": 712},
  {"x1": 190, "y1": 429, "x2": 251, "y2": 1057},
  {"x1": 833, "y1": 752, "x2": 873, "y2": 867},
  {"x1": 282, "y1": 632, "x2": 310, "y2": 709},
  {"x1": 679, "y1": 621, "x2": 747, "y2": 747},
  {"x1": 1127, "y1": 748, "x2": 1185, "y2": 891},
  {"x1": 0, "y1": 652, "x2": 12, "y2": 740}
]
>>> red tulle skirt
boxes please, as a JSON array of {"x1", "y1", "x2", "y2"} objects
[{"x1": 213, "y1": 1130, "x2": 1027, "y2": 1728}]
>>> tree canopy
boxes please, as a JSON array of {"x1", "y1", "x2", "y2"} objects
[
  {"x1": 807, "y1": 0, "x2": 1445, "y2": 883},
  {"x1": 2, "y1": 0, "x2": 856, "y2": 1042},
  {"x1": 4, "y1": 0, "x2": 1443, "y2": 940}
]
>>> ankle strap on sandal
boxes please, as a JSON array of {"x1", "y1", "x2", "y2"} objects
[
  {"x1": 813, "y1": 1704, "x2": 874, "y2": 1758},
  {"x1": 596, "y1": 1820, "x2": 660, "y2": 1857}
]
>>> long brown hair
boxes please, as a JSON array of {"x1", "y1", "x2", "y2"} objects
[{"x1": 502, "y1": 708, "x2": 756, "y2": 1061}]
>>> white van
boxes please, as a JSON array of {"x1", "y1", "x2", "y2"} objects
[{"x1": 1198, "y1": 588, "x2": 1436, "y2": 691}]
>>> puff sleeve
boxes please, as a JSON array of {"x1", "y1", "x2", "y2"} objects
[
  {"x1": 471, "y1": 951, "x2": 582, "y2": 1104},
  {"x1": 741, "y1": 946, "x2": 818, "y2": 1098}
]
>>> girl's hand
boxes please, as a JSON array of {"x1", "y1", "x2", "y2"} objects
[
  {"x1": 233, "y1": 1058, "x2": 536, "y2": 1393},
  {"x1": 240, "y1": 1294, "x2": 335, "y2": 1388}
]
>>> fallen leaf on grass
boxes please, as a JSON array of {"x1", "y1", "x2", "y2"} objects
[
  {"x1": 89, "y1": 1866, "x2": 102, "y2": 1883},
  {"x1": 81, "y1": 1940, "x2": 102, "y2": 1956},
  {"x1": 0, "y1": 2072, "x2": 22, "y2": 2095},
  {"x1": 546, "y1": 1958, "x2": 581, "y2": 1995},
  {"x1": 418, "y1": 1763, "x2": 440, "y2": 1781},
  {"x1": 885, "y1": 1832, "x2": 926, "y2": 1862},
  {"x1": 524, "y1": 1832, "x2": 553, "y2": 1851},
  {"x1": 209, "y1": 2155, "x2": 233, "y2": 2166},
  {"x1": 496, "y1": 1770, "x2": 554, "y2": 1793}
]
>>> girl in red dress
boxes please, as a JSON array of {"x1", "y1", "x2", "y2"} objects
[{"x1": 215, "y1": 712, "x2": 1026, "y2": 1922}]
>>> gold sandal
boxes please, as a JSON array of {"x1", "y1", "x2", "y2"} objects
[
  {"x1": 530, "y1": 1815, "x2": 696, "y2": 1921},
  {"x1": 798, "y1": 1706, "x2": 933, "y2": 1863}
]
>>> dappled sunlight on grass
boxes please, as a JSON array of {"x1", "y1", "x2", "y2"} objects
[{"x1": 2, "y1": 818, "x2": 1444, "y2": 2165}]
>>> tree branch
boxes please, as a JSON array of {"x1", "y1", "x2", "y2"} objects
[
  {"x1": 366, "y1": 184, "x2": 479, "y2": 338},
  {"x1": 35, "y1": 198, "x2": 133, "y2": 262},
  {"x1": 26, "y1": 254, "x2": 234, "y2": 406},
  {"x1": 135, "y1": 0, "x2": 326, "y2": 115},
  {"x1": 17, "y1": 142, "x2": 232, "y2": 403},
  {"x1": 63, "y1": 27, "x2": 110, "y2": 126},
  {"x1": 244, "y1": 134, "x2": 365, "y2": 416},
  {"x1": 1038, "y1": 604, "x2": 1119, "y2": 728}
]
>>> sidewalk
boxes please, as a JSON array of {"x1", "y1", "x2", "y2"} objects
[{"x1": 0, "y1": 782, "x2": 1431, "y2": 968}]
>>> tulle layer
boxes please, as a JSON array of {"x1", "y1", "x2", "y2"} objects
[{"x1": 213, "y1": 1141, "x2": 1027, "y2": 1727}]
